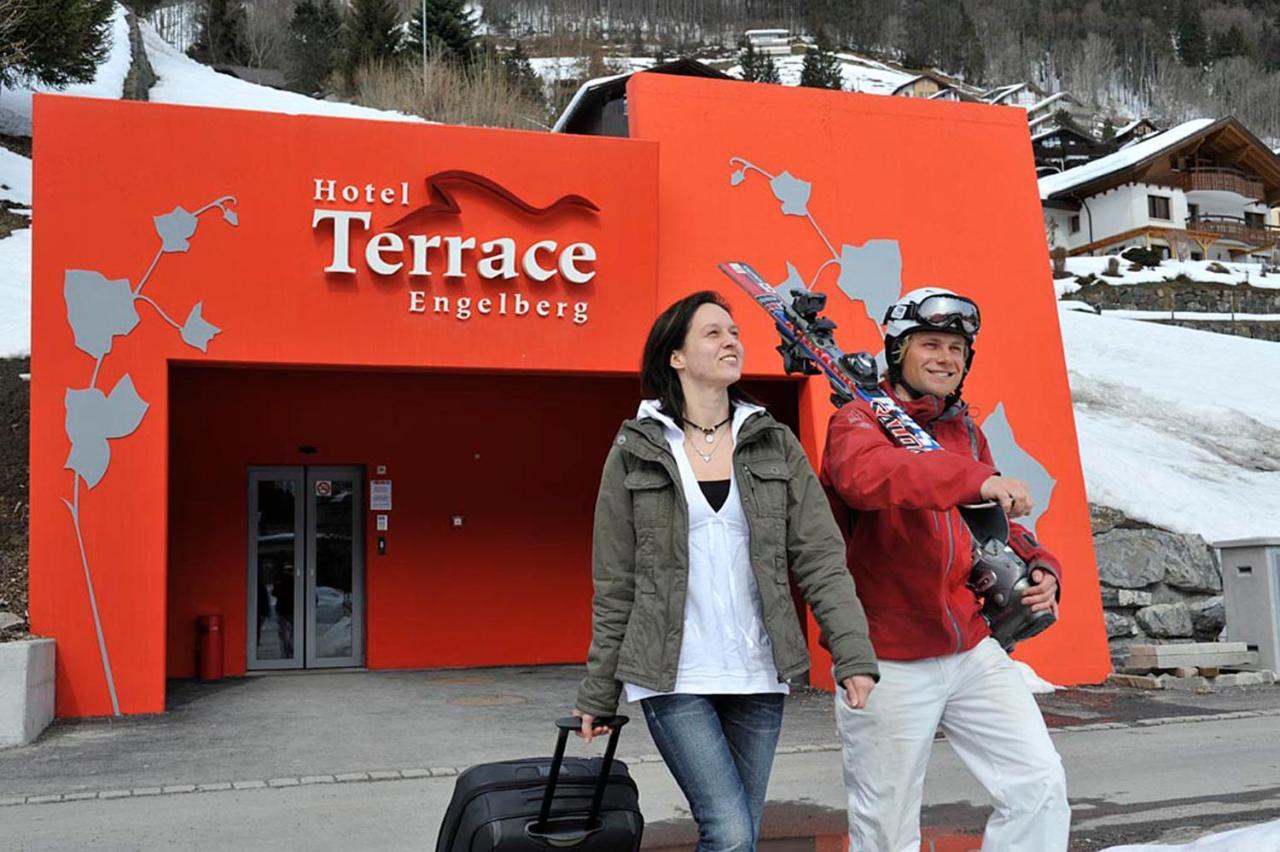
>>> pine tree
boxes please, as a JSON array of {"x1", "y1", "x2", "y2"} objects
[
  {"x1": 1175, "y1": 0, "x2": 1208, "y2": 68},
  {"x1": 503, "y1": 40, "x2": 543, "y2": 104},
  {"x1": 759, "y1": 53, "x2": 780, "y2": 84},
  {"x1": 1211, "y1": 24, "x2": 1253, "y2": 63},
  {"x1": 286, "y1": 0, "x2": 342, "y2": 95},
  {"x1": 403, "y1": 0, "x2": 477, "y2": 66},
  {"x1": 739, "y1": 39, "x2": 763, "y2": 81},
  {"x1": 339, "y1": 0, "x2": 401, "y2": 86},
  {"x1": 191, "y1": 0, "x2": 250, "y2": 65},
  {"x1": 799, "y1": 30, "x2": 843, "y2": 90},
  {"x1": 0, "y1": 0, "x2": 115, "y2": 88}
]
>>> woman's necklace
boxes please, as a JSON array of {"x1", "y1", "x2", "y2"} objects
[
  {"x1": 685, "y1": 422, "x2": 729, "y2": 464},
  {"x1": 684, "y1": 413, "x2": 732, "y2": 444}
]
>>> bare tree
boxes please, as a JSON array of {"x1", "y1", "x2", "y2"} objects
[{"x1": 244, "y1": 0, "x2": 292, "y2": 70}]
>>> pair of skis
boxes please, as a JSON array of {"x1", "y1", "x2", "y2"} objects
[{"x1": 718, "y1": 261, "x2": 1056, "y2": 650}]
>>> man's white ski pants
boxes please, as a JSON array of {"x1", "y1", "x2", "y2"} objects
[{"x1": 834, "y1": 637, "x2": 1070, "y2": 851}]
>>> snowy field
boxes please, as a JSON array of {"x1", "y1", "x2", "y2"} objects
[
  {"x1": 1056, "y1": 256, "x2": 1279, "y2": 297},
  {"x1": 723, "y1": 51, "x2": 916, "y2": 93},
  {"x1": 1059, "y1": 305, "x2": 1280, "y2": 541}
]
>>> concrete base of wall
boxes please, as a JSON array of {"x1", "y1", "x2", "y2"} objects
[{"x1": 0, "y1": 638, "x2": 55, "y2": 747}]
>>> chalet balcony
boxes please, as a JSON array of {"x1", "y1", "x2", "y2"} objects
[
  {"x1": 1181, "y1": 167, "x2": 1265, "y2": 200},
  {"x1": 1187, "y1": 214, "x2": 1280, "y2": 246}
]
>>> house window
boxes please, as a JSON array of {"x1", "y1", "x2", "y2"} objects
[
  {"x1": 1148, "y1": 195, "x2": 1171, "y2": 220},
  {"x1": 1069, "y1": 215, "x2": 1080, "y2": 234},
  {"x1": 1245, "y1": 211, "x2": 1265, "y2": 228},
  {"x1": 1187, "y1": 203, "x2": 1199, "y2": 223}
]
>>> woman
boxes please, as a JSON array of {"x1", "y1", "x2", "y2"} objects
[{"x1": 574, "y1": 291, "x2": 879, "y2": 852}]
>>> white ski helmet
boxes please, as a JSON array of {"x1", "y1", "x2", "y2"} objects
[{"x1": 883, "y1": 286, "x2": 981, "y2": 391}]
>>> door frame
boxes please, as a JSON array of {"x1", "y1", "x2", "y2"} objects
[
  {"x1": 246, "y1": 466, "x2": 306, "y2": 670},
  {"x1": 303, "y1": 466, "x2": 366, "y2": 669},
  {"x1": 246, "y1": 465, "x2": 366, "y2": 671}
]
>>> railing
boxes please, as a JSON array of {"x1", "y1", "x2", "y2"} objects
[
  {"x1": 1182, "y1": 168, "x2": 1265, "y2": 200},
  {"x1": 1187, "y1": 215, "x2": 1280, "y2": 246}
]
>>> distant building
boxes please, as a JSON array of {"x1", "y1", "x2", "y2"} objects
[
  {"x1": 743, "y1": 29, "x2": 792, "y2": 56},
  {"x1": 1040, "y1": 117, "x2": 1280, "y2": 264}
]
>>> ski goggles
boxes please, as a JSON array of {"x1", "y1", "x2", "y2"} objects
[{"x1": 887, "y1": 295, "x2": 981, "y2": 337}]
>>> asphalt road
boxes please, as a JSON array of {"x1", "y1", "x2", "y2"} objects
[{"x1": 6, "y1": 713, "x2": 1279, "y2": 850}]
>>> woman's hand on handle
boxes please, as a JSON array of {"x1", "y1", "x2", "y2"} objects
[
  {"x1": 841, "y1": 675, "x2": 876, "y2": 710},
  {"x1": 572, "y1": 708, "x2": 613, "y2": 744}
]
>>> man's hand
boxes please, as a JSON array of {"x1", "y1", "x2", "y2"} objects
[
  {"x1": 841, "y1": 675, "x2": 876, "y2": 709},
  {"x1": 572, "y1": 708, "x2": 613, "y2": 744},
  {"x1": 1022, "y1": 567, "x2": 1059, "y2": 617},
  {"x1": 980, "y1": 476, "x2": 1034, "y2": 518}
]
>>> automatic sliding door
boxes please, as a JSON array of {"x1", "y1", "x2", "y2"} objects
[{"x1": 247, "y1": 468, "x2": 305, "y2": 670}]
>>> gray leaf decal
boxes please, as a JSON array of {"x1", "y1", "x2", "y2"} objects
[
  {"x1": 180, "y1": 302, "x2": 220, "y2": 352},
  {"x1": 222, "y1": 207, "x2": 239, "y2": 226},
  {"x1": 769, "y1": 171, "x2": 811, "y2": 216},
  {"x1": 980, "y1": 403, "x2": 1056, "y2": 534},
  {"x1": 834, "y1": 240, "x2": 903, "y2": 324},
  {"x1": 64, "y1": 374, "x2": 149, "y2": 488},
  {"x1": 154, "y1": 206, "x2": 198, "y2": 253},
  {"x1": 773, "y1": 261, "x2": 807, "y2": 303},
  {"x1": 63, "y1": 270, "x2": 141, "y2": 359},
  {"x1": 730, "y1": 169, "x2": 746, "y2": 186}
]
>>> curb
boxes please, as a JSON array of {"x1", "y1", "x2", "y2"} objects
[{"x1": 4, "y1": 707, "x2": 1278, "y2": 808}]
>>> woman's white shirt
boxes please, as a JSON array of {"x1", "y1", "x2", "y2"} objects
[{"x1": 624, "y1": 400, "x2": 788, "y2": 702}]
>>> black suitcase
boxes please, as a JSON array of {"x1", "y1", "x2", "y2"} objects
[{"x1": 435, "y1": 716, "x2": 643, "y2": 851}]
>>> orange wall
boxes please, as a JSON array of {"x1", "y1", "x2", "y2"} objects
[
  {"x1": 167, "y1": 366, "x2": 802, "y2": 678},
  {"x1": 631, "y1": 75, "x2": 1112, "y2": 686},
  {"x1": 32, "y1": 97, "x2": 661, "y2": 716}
]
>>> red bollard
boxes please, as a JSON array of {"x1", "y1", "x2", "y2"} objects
[{"x1": 196, "y1": 614, "x2": 224, "y2": 681}]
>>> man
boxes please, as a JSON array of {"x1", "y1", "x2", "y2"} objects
[{"x1": 820, "y1": 287, "x2": 1070, "y2": 851}]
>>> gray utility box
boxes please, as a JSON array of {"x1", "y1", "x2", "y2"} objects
[{"x1": 1216, "y1": 537, "x2": 1280, "y2": 672}]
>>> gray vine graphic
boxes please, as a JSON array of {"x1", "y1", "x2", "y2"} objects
[
  {"x1": 62, "y1": 196, "x2": 238, "y2": 716},
  {"x1": 728, "y1": 157, "x2": 1057, "y2": 530}
]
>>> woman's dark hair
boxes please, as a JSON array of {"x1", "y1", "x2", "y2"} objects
[{"x1": 640, "y1": 290, "x2": 757, "y2": 426}]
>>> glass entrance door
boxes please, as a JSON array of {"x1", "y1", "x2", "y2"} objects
[{"x1": 247, "y1": 466, "x2": 365, "y2": 670}]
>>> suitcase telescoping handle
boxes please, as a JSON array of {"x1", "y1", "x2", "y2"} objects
[{"x1": 526, "y1": 715, "x2": 629, "y2": 847}]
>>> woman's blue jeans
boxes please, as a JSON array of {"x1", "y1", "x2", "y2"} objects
[{"x1": 641, "y1": 693, "x2": 786, "y2": 852}]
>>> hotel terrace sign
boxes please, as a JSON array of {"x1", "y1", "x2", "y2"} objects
[{"x1": 310, "y1": 172, "x2": 599, "y2": 325}]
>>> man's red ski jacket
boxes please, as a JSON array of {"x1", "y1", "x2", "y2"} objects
[{"x1": 819, "y1": 383, "x2": 1062, "y2": 661}]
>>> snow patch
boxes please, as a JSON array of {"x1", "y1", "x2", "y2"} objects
[
  {"x1": 1061, "y1": 307, "x2": 1280, "y2": 540},
  {"x1": 0, "y1": 227, "x2": 31, "y2": 357},
  {"x1": 142, "y1": 23, "x2": 422, "y2": 123}
]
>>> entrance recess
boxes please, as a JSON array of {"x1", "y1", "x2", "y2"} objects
[{"x1": 247, "y1": 466, "x2": 365, "y2": 670}]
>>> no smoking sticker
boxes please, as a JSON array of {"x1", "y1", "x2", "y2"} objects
[{"x1": 315, "y1": 480, "x2": 332, "y2": 497}]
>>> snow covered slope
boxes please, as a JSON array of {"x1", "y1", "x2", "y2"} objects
[
  {"x1": 142, "y1": 24, "x2": 420, "y2": 122},
  {"x1": 1060, "y1": 307, "x2": 1280, "y2": 540}
]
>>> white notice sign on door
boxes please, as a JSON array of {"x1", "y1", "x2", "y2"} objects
[{"x1": 370, "y1": 480, "x2": 392, "y2": 511}]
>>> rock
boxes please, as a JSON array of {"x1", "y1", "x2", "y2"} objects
[
  {"x1": 1106, "y1": 673, "x2": 1162, "y2": 689},
  {"x1": 1090, "y1": 504, "x2": 1129, "y2": 536},
  {"x1": 1094, "y1": 529, "x2": 1219, "y2": 591},
  {"x1": 1101, "y1": 588, "x2": 1154, "y2": 608},
  {"x1": 1167, "y1": 666, "x2": 1199, "y2": 677},
  {"x1": 0, "y1": 611, "x2": 23, "y2": 632},
  {"x1": 1215, "y1": 672, "x2": 1263, "y2": 688},
  {"x1": 1157, "y1": 673, "x2": 1212, "y2": 692},
  {"x1": 1162, "y1": 535, "x2": 1221, "y2": 592},
  {"x1": 1104, "y1": 611, "x2": 1138, "y2": 638},
  {"x1": 1135, "y1": 603, "x2": 1194, "y2": 638},
  {"x1": 1190, "y1": 596, "x2": 1226, "y2": 637}
]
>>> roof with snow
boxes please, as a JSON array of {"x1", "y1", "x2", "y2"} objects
[
  {"x1": 1038, "y1": 117, "x2": 1280, "y2": 205},
  {"x1": 552, "y1": 58, "x2": 732, "y2": 136}
]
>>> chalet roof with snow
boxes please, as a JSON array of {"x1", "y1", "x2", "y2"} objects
[
  {"x1": 1038, "y1": 117, "x2": 1280, "y2": 206},
  {"x1": 552, "y1": 59, "x2": 732, "y2": 136}
]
